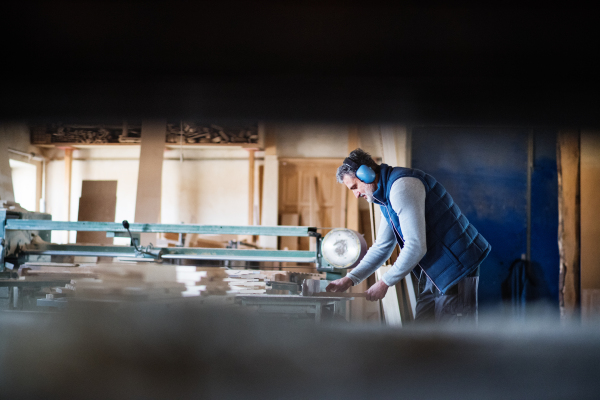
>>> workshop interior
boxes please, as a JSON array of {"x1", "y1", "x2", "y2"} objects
[{"x1": 2, "y1": 2, "x2": 600, "y2": 399}]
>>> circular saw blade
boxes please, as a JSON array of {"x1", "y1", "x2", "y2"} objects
[{"x1": 321, "y1": 228, "x2": 367, "y2": 269}]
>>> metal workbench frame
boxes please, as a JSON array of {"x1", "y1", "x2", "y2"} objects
[{"x1": 1, "y1": 211, "x2": 338, "y2": 273}]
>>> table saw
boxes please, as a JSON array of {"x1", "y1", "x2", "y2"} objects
[{"x1": 0, "y1": 207, "x2": 367, "y2": 320}]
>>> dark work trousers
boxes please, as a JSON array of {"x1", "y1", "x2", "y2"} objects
[{"x1": 414, "y1": 267, "x2": 479, "y2": 324}]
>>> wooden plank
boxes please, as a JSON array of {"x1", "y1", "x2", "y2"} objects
[
  {"x1": 308, "y1": 177, "x2": 321, "y2": 252},
  {"x1": 340, "y1": 179, "x2": 347, "y2": 228},
  {"x1": 135, "y1": 120, "x2": 166, "y2": 246},
  {"x1": 347, "y1": 125, "x2": 360, "y2": 230},
  {"x1": 247, "y1": 149, "x2": 256, "y2": 226},
  {"x1": 378, "y1": 126, "x2": 415, "y2": 325},
  {"x1": 582, "y1": 289, "x2": 600, "y2": 321},
  {"x1": 279, "y1": 213, "x2": 299, "y2": 250},
  {"x1": 64, "y1": 148, "x2": 73, "y2": 222},
  {"x1": 380, "y1": 125, "x2": 410, "y2": 167},
  {"x1": 581, "y1": 130, "x2": 600, "y2": 319},
  {"x1": 257, "y1": 164, "x2": 264, "y2": 227},
  {"x1": 376, "y1": 265, "x2": 402, "y2": 326},
  {"x1": 76, "y1": 180, "x2": 117, "y2": 246},
  {"x1": 349, "y1": 208, "x2": 372, "y2": 322},
  {"x1": 347, "y1": 192, "x2": 359, "y2": 231},
  {"x1": 260, "y1": 123, "x2": 278, "y2": 249},
  {"x1": 36, "y1": 159, "x2": 43, "y2": 212},
  {"x1": 557, "y1": 130, "x2": 581, "y2": 319},
  {"x1": 260, "y1": 155, "x2": 279, "y2": 249},
  {"x1": 306, "y1": 292, "x2": 366, "y2": 298}
]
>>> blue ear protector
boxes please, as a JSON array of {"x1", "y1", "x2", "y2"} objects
[{"x1": 343, "y1": 158, "x2": 376, "y2": 184}]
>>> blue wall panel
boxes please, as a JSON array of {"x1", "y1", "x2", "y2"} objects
[
  {"x1": 411, "y1": 128, "x2": 559, "y2": 311},
  {"x1": 530, "y1": 131, "x2": 560, "y2": 305}
]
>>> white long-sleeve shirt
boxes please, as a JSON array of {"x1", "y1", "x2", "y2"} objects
[{"x1": 346, "y1": 177, "x2": 427, "y2": 287}]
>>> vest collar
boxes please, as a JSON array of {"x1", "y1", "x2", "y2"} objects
[{"x1": 372, "y1": 163, "x2": 391, "y2": 203}]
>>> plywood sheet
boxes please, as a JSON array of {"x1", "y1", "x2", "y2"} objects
[{"x1": 76, "y1": 180, "x2": 117, "y2": 245}]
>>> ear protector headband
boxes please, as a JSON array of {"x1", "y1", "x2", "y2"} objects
[{"x1": 343, "y1": 157, "x2": 376, "y2": 184}]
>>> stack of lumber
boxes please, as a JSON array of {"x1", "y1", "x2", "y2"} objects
[
  {"x1": 70, "y1": 264, "x2": 186, "y2": 301},
  {"x1": 30, "y1": 263, "x2": 326, "y2": 303},
  {"x1": 45, "y1": 283, "x2": 76, "y2": 300},
  {"x1": 20, "y1": 262, "x2": 96, "y2": 281},
  {"x1": 165, "y1": 123, "x2": 258, "y2": 145},
  {"x1": 197, "y1": 268, "x2": 231, "y2": 296},
  {"x1": 225, "y1": 270, "x2": 271, "y2": 294}
]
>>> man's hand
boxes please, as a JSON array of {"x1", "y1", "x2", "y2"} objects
[
  {"x1": 326, "y1": 277, "x2": 353, "y2": 293},
  {"x1": 365, "y1": 280, "x2": 390, "y2": 301}
]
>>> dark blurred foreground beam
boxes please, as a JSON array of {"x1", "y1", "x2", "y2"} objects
[{"x1": 1, "y1": 306, "x2": 600, "y2": 399}]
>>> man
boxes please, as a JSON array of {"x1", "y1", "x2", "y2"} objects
[{"x1": 326, "y1": 148, "x2": 491, "y2": 323}]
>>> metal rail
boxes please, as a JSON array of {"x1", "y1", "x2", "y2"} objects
[
  {"x1": 21, "y1": 244, "x2": 317, "y2": 263},
  {"x1": 5, "y1": 220, "x2": 318, "y2": 237}
]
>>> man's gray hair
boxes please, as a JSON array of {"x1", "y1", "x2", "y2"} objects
[{"x1": 336, "y1": 148, "x2": 379, "y2": 183}]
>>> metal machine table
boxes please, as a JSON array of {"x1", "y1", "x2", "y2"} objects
[{"x1": 235, "y1": 294, "x2": 352, "y2": 322}]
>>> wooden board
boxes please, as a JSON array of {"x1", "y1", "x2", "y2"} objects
[
  {"x1": 260, "y1": 155, "x2": 279, "y2": 249},
  {"x1": 76, "y1": 180, "x2": 117, "y2": 245},
  {"x1": 306, "y1": 292, "x2": 366, "y2": 298},
  {"x1": 580, "y1": 131, "x2": 600, "y2": 288},
  {"x1": 376, "y1": 265, "x2": 402, "y2": 326},
  {"x1": 279, "y1": 213, "x2": 299, "y2": 250},
  {"x1": 378, "y1": 126, "x2": 414, "y2": 326},
  {"x1": 135, "y1": 120, "x2": 166, "y2": 246},
  {"x1": 557, "y1": 130, "x2": 581, "y2": 318},
  {"x1": 278, "y1": 158, "x2": 345, "y2": 249}
]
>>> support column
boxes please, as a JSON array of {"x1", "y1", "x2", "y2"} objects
[
  {"x1": 247, "y1": 149, "x2": 256, "y2": 226},
  {"x1": 260, "y1": 125, "x2": 278, "y2": 249},
  {"x1": 135, "y1": 120, "x2": 166, "y2": 246},
  {"x1": 64, "y1": 148, "x2": 73, "y2": 222},
  {"x1": 346, "y1": 125, "x2": 359, "y2": 231}
]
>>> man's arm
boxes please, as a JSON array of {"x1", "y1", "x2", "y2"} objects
[
  {"x1": 380, "y1": 177, "x2": 427, "y2": 287},
  {"x1": 326, "y1": 212, "x2": 396, "y2": 293}
]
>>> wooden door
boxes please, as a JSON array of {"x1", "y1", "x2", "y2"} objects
[{"x1": 279, "y1": 158, "x2": 346, "y2": 251}]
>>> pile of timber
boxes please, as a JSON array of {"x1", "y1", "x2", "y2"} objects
[
  {"x1": 178, "y1": 268, "x2": 286, "y2": 296},
  {"x1": 25, "y1": 263, "x2": 326, "y2": 303},
  {"x1": 20, "y1": 262, "x2": 96, "y2": 281},
  {"x1": 166, "y1": 123, "x2": 258, "y2": 145},
  {"x1": 71, "y1": 264, "x2": 186, "y2": 301}
]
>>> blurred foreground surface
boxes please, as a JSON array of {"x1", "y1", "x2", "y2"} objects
[{"x1": 1, "y1": 304, "x2": 599, "y2": 400}]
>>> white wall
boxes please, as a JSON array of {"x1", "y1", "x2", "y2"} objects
[
  {"x1": 46, "y1": 158, "x2": 141, "y2": 243},
  {"x1": 8, "y1": 159, "x2": 37, "y2": 211},
  {"x1": 46, "y1": 146, "x2": 251, "y2": 243},
  {"x1": 0, "y1": 123, "x2": 38, "y2": 203},
  {"x1": 42, "y1": 123, "x2": 385, "y2": 245},
  {"x1": 275, "y1": 124, "x2": 350, "y2": 158},
  {"x1": 161, "y1": 158, "x2": 249, "y2": 226}
]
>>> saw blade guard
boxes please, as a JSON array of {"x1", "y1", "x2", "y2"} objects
[{"x1": 320, "y1": 228, "x2": 367, "y2": 269}]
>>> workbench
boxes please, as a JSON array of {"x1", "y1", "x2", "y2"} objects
[{"x1": 235, "y1": 294, "x2": 352, "y2": 322}]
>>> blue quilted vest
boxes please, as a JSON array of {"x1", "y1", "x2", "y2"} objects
[{"x1": 372, "y1": 164, "x2": 491, "y2": 294}]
